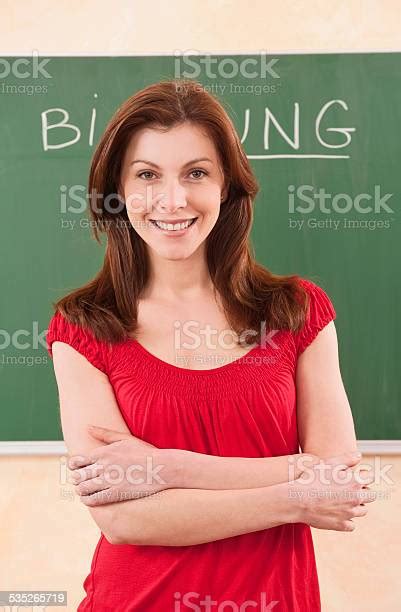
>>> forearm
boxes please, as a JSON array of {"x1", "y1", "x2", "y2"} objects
[
  {"x1": 172, "y1": 449, "x2": 318, "y2": 490},
  {"x1": 112, "y1": 481, "x2": 298, "y2": 546}
]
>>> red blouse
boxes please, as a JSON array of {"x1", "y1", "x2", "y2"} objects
[{"x1": 46, "y1": 277, "x2": 336, "y2": 612}]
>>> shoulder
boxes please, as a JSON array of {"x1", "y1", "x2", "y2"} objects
[
  {"x1": 46, "y1": 310, "x2": 110, "y2": 374},
  {"x1": 293, "y1": 277, "x2": 337, "y2": 357}
]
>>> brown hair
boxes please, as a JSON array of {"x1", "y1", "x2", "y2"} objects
[{"x1": 52, "y1": 78, "x2": 308, "y2": 346}]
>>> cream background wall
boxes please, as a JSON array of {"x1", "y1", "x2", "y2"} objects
[
  {"x1": 1, "y1": 1, "x2": 400, "y2": 610},
  {"x1": 3, "y1": 0, "x2": 401, "y2": 54}
]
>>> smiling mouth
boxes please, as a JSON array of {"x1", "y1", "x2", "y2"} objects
[{"x1": 149, "y1": 217, "x2": 198, "y2": 231}]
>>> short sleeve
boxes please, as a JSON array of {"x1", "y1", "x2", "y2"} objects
[
  {"x1": 294, "y1": 278, "x2": 336, "y2": 357},
  {"x1": 46, "y1": 311, "x2": 109, "y2": 374}
]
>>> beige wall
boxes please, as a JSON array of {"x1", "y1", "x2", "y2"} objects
[
  {"x1": 2, "y1": 1, "x2": 400, "y2": 610},
  {"x1": 3, "y1": 0, "x2": 401, "y2": 53}
]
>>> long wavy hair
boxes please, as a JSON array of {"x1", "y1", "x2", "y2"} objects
[{"x1": 52, "y1": 78, "x2": 309, "y2": 346}]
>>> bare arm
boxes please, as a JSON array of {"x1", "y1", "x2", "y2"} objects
[
  {"x1": 296, "y1": 321, "x2": 358, "y2": 457},
  {"x1": 171, "y1": 448, "x2": 313, "y2": 490},
  {"x1": 75, "y1": 426, "x2": 315, "y2": 493},
  {"x1": 106, "y1": 481, "x2": 298, "y2": 546}
]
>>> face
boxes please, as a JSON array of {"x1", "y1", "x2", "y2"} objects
[{"x1": 119, "y1": 122, "x2": 226, "y2": 261}]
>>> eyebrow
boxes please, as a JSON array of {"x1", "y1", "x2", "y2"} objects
[{"x1": 129, "y1": 157, "x2": 214, "y2": 168}]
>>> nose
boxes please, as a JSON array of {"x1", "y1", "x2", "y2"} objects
[{"x1": 153, "y1": 179, "x2": 187, "y2": 215}]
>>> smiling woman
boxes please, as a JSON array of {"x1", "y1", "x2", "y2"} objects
[
  {"x1": 54, "y1": 77, "x2": 311, "y2": 345},
  {"x1": 46, "y1": 78, "x2": 373, "y2": 612},
  {"x1": 120, "y1": 123, "x2": 226, "y2": 251}
]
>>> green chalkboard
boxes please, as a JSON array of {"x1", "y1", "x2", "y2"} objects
[{"x1": 0, "y1": 53, "x2": 399, "y2": 441}]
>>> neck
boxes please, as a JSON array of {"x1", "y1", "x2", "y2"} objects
[{"x1": 143, "y1": 249, "x2": 214, "y2": 302}]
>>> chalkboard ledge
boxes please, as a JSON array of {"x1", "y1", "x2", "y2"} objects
[{"x1": 0, "y1": 440, "x2": 400, "y2": 455}]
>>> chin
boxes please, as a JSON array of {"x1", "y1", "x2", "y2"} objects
[
  {"x1": 149, "y1": 240, "x2": 202, "y2": 259},
  {"x1": 156, "y1": 248, "x2": 197, "y2": 261}
]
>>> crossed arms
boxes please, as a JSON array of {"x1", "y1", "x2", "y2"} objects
[{"x1": 52, "y1": 322, "x2": 373, "y2": 547}]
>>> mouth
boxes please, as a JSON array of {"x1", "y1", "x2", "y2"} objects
[{"x1": 149, "y1": 217, "x2": 198, "y2": 234}]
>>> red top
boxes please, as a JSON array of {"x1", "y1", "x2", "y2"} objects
[{"x1": 46, "y1": 277, "x2": 336, "y2": 612}]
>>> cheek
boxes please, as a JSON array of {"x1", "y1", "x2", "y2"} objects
[
  {"x1": 191, "y1": 186, "x2": 221, "y2": 210},
  {"x1": 124, "y1": 185, "x2": 153, "y2": 218},
  {"x1": 197, "y1": 201, "x2": 221, "y2": 224}
]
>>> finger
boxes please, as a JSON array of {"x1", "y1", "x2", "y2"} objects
[
  {"x1": 357, "y1": 488, "x2": 377, "y2": 503},
  {"x1": 342, "y1": 519, "x2": 356, "y2": 532},
  {"x1": 80, "y1": 488, "x2": 113, "y2": 507},
  {"x1": 355, "y1": 473, "x2": 375, "y2": 486},
  {"x1": 76, "y1": 475, "x2": 108, "y2": 496},
  {"x1": 70, "y1": 463, "x2": 103, "y2": 484},
  {"x1": 68, "y1": 454, "x2": 98, "y2": 470},
  {"x1": 352, "y1": 505, "x2": 369, "y2": 517}
]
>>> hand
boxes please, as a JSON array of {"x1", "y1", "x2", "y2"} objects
[
  {"x1": 288, "y1": 452, "x2": 377, "y2": 531},
  {"x1": 68, "y1": 426, "x2": 182, "y2": 506}
]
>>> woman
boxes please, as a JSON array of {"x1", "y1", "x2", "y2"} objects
[{"x1": 46, "y1": 79, "x2": 375, "y2": 611}]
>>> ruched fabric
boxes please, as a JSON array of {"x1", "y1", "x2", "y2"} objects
[
  {"x1": 294, "y1": 278, "x2": 337, "y2": 357},
  {"x1": 46, "y1": 277, "x2": 336, "y2": 612},
  {"x1": 46, "y1": 311, "x2": 109, "y2": 374}
]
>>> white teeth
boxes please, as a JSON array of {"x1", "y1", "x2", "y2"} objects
[{"x1": 153, "y1": 219, "x2": 195, "y2": 231}]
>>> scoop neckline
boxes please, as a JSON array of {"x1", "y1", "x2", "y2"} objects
[{"x1": 128, "y1": 337, "x2": 263, "y2": 374}]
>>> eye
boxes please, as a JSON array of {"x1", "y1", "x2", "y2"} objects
[
  {"x1": 137, "y1": 170, "x2": 157, "y2": 180},
  {"x1": 189, "y1": 169, "x2": 208, "y2": 179}
]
